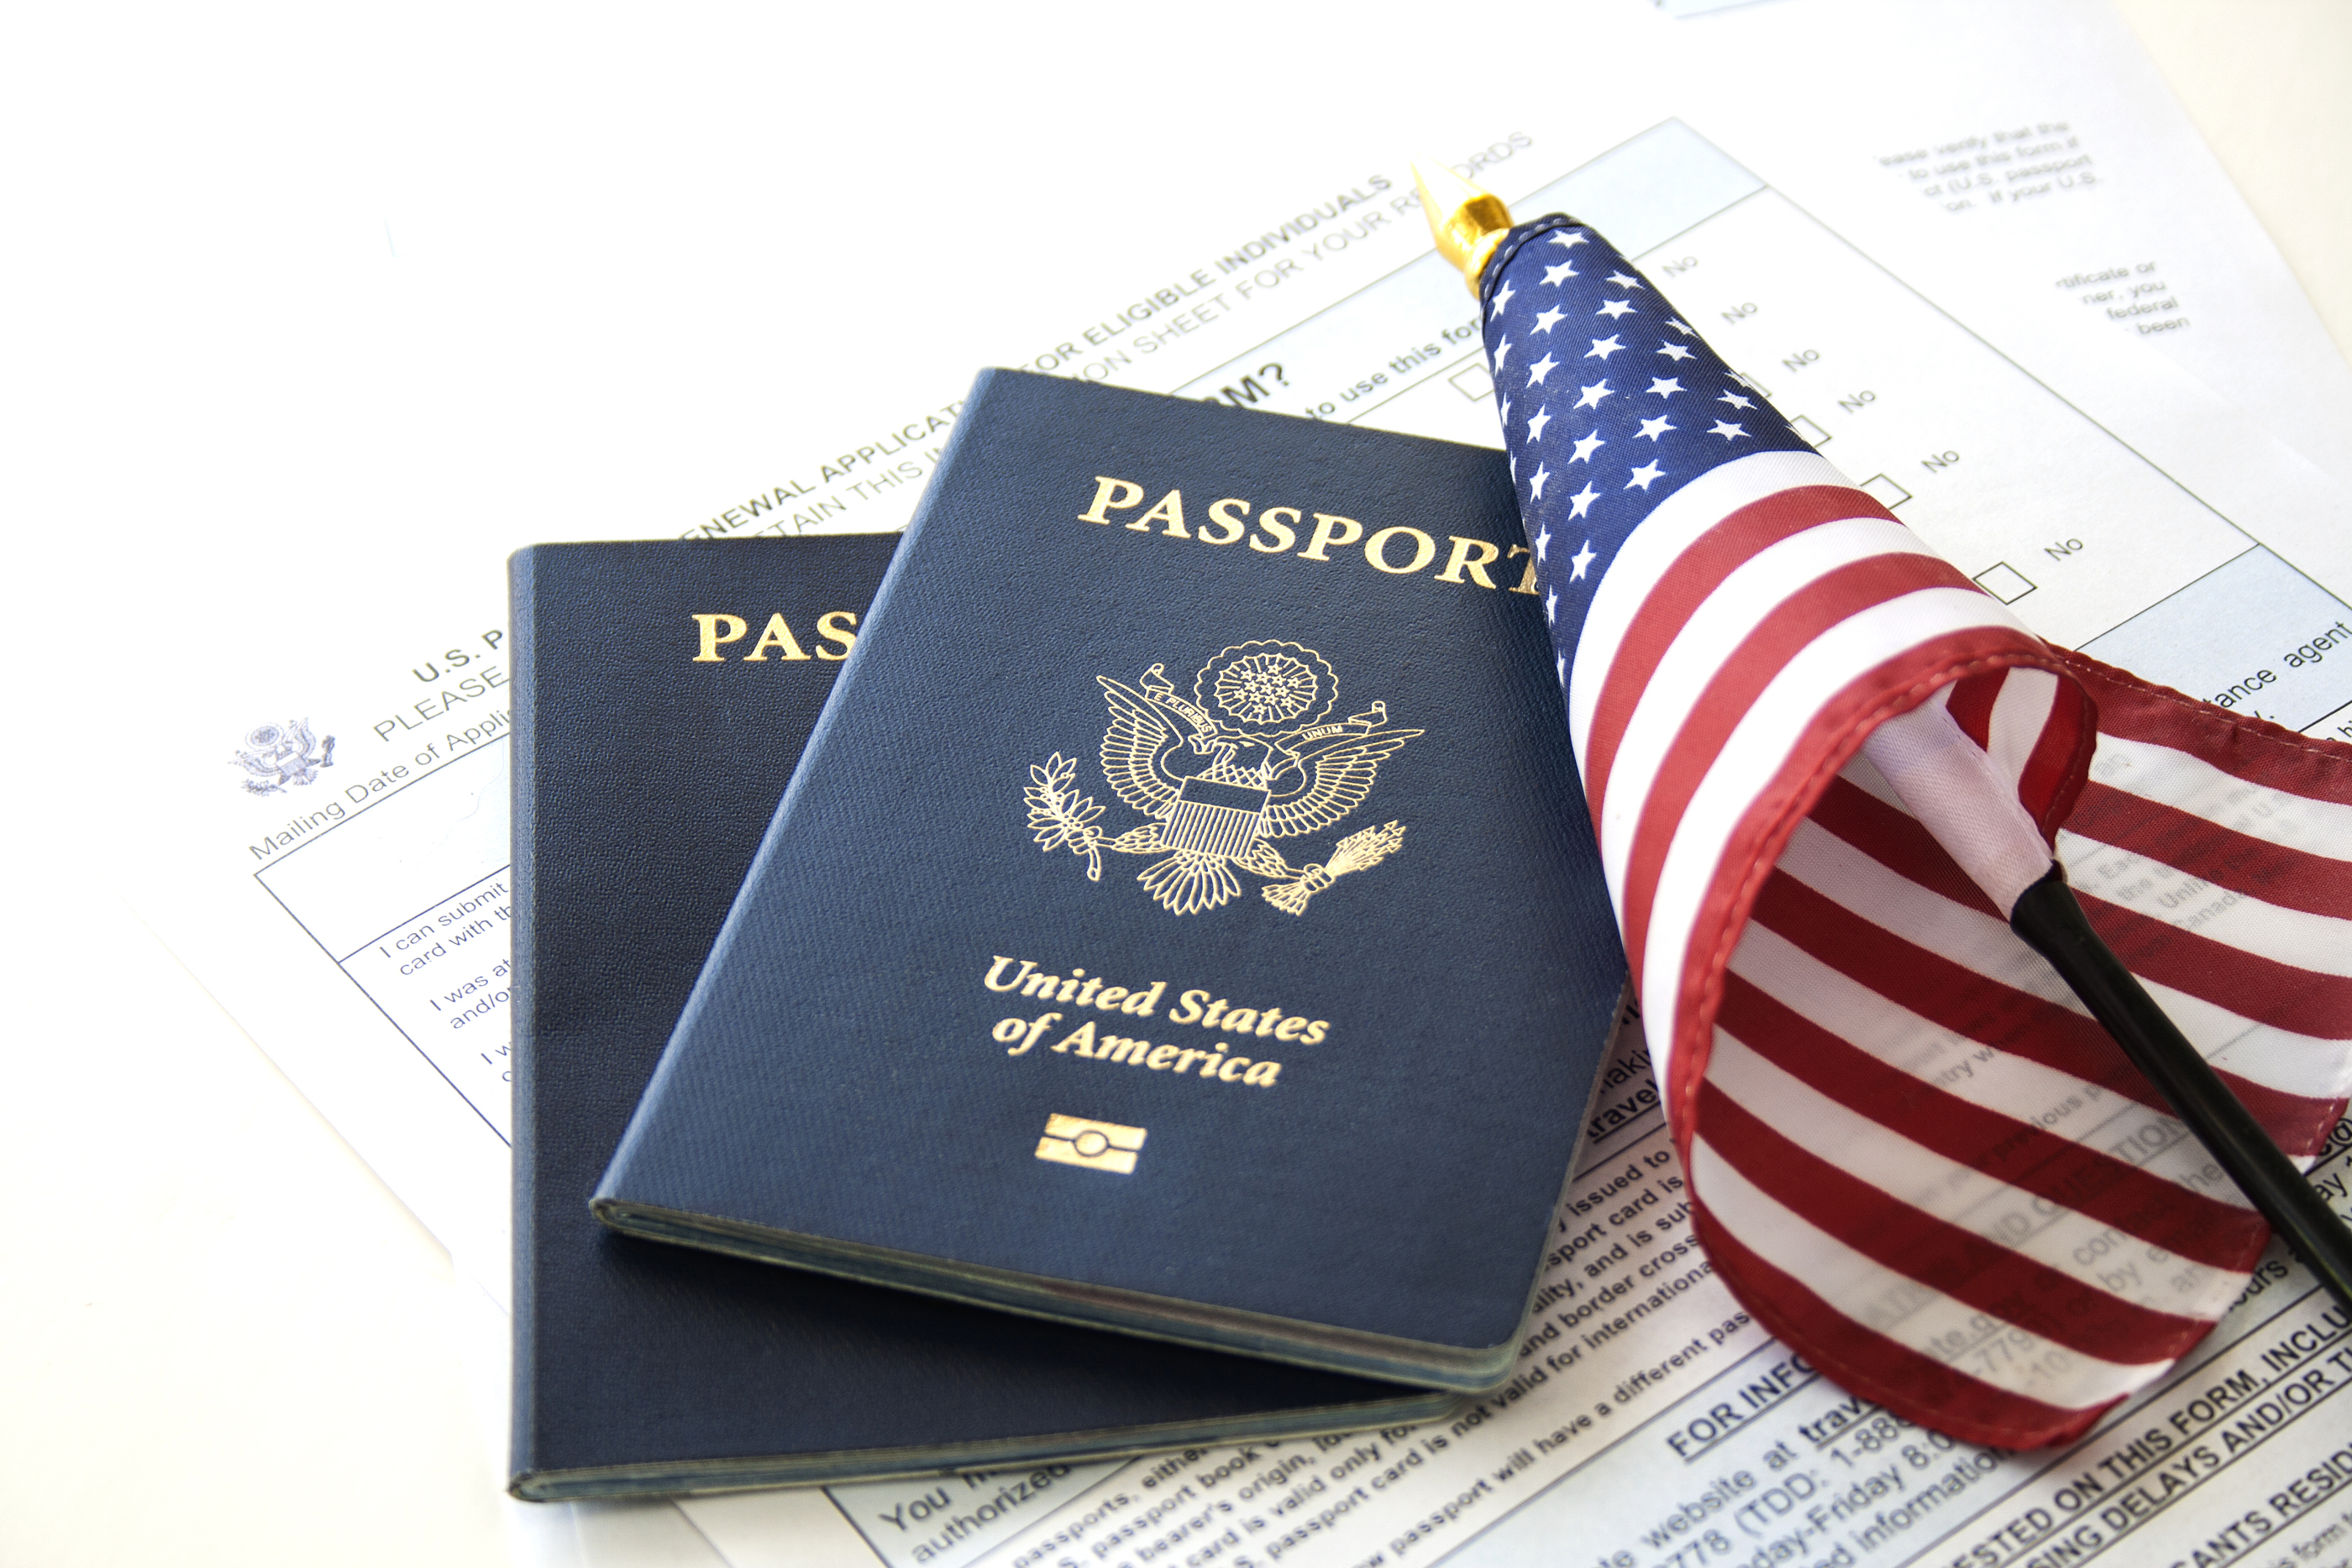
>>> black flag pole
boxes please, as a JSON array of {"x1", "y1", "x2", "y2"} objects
[{"x1": 2009, "y1": 868, "x2": 2352, "y2": 1311}]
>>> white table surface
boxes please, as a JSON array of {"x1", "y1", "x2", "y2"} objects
[{"x1": 3, "y1": 3, "x2": 2344, "y2": 1563}]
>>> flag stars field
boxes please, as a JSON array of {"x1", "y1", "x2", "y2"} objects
[{"x1": 1483, "y1": 218, "x2": 1814, "y2": 648}]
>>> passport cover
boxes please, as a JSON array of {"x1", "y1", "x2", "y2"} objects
[
  {"x1": 510, "y1": 537, "x2": 1452, "y2": 1501},
  {"x1": 594, "y1": 372, "x2": 1629, "y2": 1391}
]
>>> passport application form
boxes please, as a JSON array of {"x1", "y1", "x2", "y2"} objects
[{"x1": 102, "y1": 2, "x2": 2352, "y2": 1563}]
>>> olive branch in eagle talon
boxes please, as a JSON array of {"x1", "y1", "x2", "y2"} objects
[
  {"x1": 1020, "y1": 642, "x2": 1421, "y2": 916},
  {"x1": 1025, "y1": 753, "x2": 1108, "y2": 881}
]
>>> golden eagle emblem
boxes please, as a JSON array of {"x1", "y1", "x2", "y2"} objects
[{"x1": 1023, "y1": 641, "x2": 1420, "y2": 915}]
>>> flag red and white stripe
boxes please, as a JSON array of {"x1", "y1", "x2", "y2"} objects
[
  {"x1": 1687, "y1": 655, "x2": 2352, "y2": 1445},
  {"x1": 1484, "y1": 215, "x2": 2352, "y2": 1447}
]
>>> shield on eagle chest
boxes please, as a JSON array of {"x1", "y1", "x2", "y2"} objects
[{"x1": 1163, "y1": 776, "x2": 1271, "y2": 860}]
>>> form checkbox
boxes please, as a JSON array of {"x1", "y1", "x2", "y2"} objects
[
  {"x1": 1788, "y1": 415, "x2": 1830, "y2": 448},
  {"x1": 1974, "y1": 563, "x2": 2036, "y2": 603},
  {"x1": 1860, "y1": 474, "x2": 1912, "y2": 509},
  {"x1": 1449, "y1": 363, "x2": 1494, "y2": 402}
]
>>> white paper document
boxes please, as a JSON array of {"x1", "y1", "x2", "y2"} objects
[
  {"x1": 133, "y1": 114, "x2": 2352, "y2": 1301},
  {"x1": 680, "y1": 1022, "x2": 2352, "y2": 1568},
  {"x1": 114, "y1": 4, "x2": 2352, "y2": 1564}
]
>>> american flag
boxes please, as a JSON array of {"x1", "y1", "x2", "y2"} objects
[{"x1": 1484, "y1": 214, "x2": 2352, "y2": 1448}]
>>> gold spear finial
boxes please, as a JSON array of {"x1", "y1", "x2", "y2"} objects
[{"x1": 1412, "y1": 160, "x2": 1515, "y2": 299}]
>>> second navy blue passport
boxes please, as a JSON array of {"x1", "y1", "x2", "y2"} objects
[
  {"x1": 511, "y1": 538, "x2": 1450, "y2": 1500},
  {"x1": 596, "y1": 372, "x2": 1628, "y2": 1390}
]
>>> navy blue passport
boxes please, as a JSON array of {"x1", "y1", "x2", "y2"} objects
[
  {"x1": 510, "y1": 537, "x2": 1454, "y2": 1501},
  {"x1": 594, "y1": 372, "x2": 1627, "y2": 1392}
]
